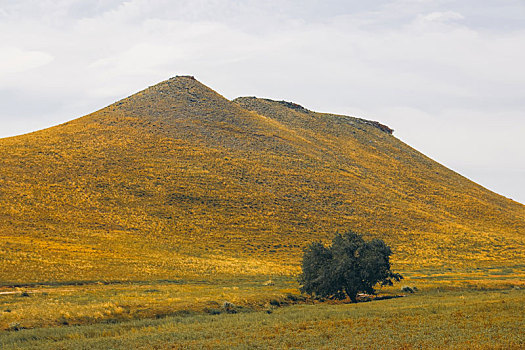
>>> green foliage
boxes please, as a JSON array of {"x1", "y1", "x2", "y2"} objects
[{"x1": 299, "y1": 231, "x2": 402, "y2": 302}]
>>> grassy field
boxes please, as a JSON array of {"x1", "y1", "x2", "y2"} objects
[
  {"x1": 0, "y1": 76, "x2": 523, "y2": 284},
  {"x1": 0, "y1": 76, "x2": 523, "y2": 348},
  {"x1": 1, "y1": 266, "x2": 524, "y2": 331},
  {"x1": 1, "y1": 284, "x2": 523, "y2": 349},
  {"x1": 1, "y1": 267, "x2": 524, "y2": 348},
  {"x1": 0, "y1": 277, "x2": 299, "y2": 330}
]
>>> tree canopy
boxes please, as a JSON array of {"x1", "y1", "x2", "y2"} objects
[{"x1": 299, "y1": 231, "x2": 402, "y2": 302}]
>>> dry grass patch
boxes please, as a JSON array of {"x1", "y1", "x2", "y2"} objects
[{"x1": 1, "y1": 287, "x2": 523, "y2": 349}]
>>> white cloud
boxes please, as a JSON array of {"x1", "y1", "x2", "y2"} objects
[
  {"x1": 419, "y1": 11, "x2": 464, "y2": 23},
  {"x1": 0, "y1": 47, "x2": 53, "y2": 77}
]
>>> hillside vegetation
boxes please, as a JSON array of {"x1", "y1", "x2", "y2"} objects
[{"x1": 0, "y1": 76, "x2": 523, "y2": 283}]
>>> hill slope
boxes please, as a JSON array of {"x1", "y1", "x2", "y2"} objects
[{"x1": 0, "y1": 76, "x2": 523, "y2": 283}]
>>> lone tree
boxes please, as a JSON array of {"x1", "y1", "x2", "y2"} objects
[{"x1": 299, "y1": 231, "x2": 402, "y2": 302}]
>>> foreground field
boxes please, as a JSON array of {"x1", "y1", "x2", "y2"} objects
[
  {"x1": 1, "y1": 266, "x2": 524, "y2": 331},
  {"x1": 0, "y1": 277, "x2": 298, "y2": 330},
  {"x1": 1, "y1": 287, "x2": 523, "y2": 349},
  {"x1": 1, "y1": 268, "x2": 524, "y2": 349}
]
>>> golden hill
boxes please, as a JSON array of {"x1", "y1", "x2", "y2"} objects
[{"x1": 0, "y1": 76, "x2": 523, "y2": 283}]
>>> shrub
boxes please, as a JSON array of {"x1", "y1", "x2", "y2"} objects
[
  {"x1": 8, "y1": 322, "x2": 22, "y2": 331},
  {"x1": 269, "y1": 299, "x2": 281, "y2": 307},
  {"x1": 299, "y1": 231, "x2": 402, "y2": 302},
  {"x1": 401, "y1": 286, "x2": 416, "y2": 293},
  {"x1": 222, "y1": 301, "x2": 237, "y2": 314}
]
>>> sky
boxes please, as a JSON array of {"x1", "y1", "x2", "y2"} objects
[{"x1": 0, "y1": 0, "x2": 524, "y2": 204}]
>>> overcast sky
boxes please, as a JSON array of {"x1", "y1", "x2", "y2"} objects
[{"x1": 1, "y1": 0, "x2": 524, "y2": 204}]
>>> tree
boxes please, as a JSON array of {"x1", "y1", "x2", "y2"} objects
[{"x1": 299, "y1": 231, "x2": 402, "y2": 302}]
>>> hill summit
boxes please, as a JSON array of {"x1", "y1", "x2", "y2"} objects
[{"x1": 0, "y1": 76, "x2": 523, "y2": 283}]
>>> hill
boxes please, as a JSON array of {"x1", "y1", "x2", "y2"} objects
[{"x1": 0, "y1": 76, "x2": 523, "y2": 283}]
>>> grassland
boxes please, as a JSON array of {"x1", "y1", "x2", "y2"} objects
[
  {"x1": 0, "y1": 76, "x2": 523, "y2": 347},
  {"x1": 1, "y1": 266, "x2": 523, "y2": 330},
  {"x1": 1, "y1": 284, "x2": 523, "y2": 349},
  {"x1": 0, "y1": 76, "x2": 523, "y2": 284},
  {"x1": 0, "y1": 277, "x2": 298, "y2": 330}
]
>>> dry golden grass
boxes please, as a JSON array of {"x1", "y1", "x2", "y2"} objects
[
  {"x1": 0, "y1": 277, "x2": 299, "y2": 330},
  {"x1": 0, "y1": 76, "x2": 523, "y2": 284},
  {"x1": 0, "y1": 267, "x2": 523, "y2": 332},
  {"x1": 1, "y1": 286, "x2": 524, "y2": 349},
  {"x1": 0, "y1": 76, "x2": 522, "y2": 349}
]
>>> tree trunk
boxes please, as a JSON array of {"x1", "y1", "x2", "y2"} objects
[
  {"x1": 345, "y1": 286, "x2": 357, "y2": 303},
  {"x1": 349, "y1": 294, "x2": 357, "y2": 303}
]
